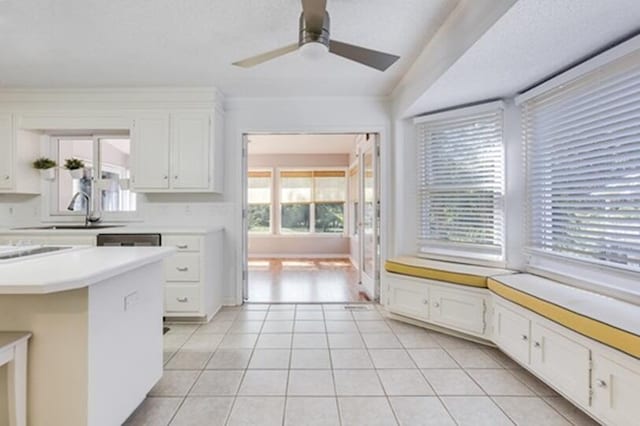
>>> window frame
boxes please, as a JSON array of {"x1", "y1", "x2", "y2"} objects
[
  {"x1": 247, "y1": 168, "x2": 274, "y2": 234},
  {"x1": 43, "y1": 134, "x2": 140, "y2": 223},
  {"x1": 413, "y1": 101, "x2": 506, "y2": 267},
  {"x1": 278, "y1": 167, "x2": 348, "y2": 236},
  {"x1": 516, "y1": 36, "x2": 640, "y2": 303}
]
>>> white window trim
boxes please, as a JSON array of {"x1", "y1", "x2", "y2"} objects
[
  {"x1": 413, "y1": 101, "x2": 507, "y2": 267},
  {"x1": 518, "y1": 34, "x2": 640, "y2": 304},
  {"x1": 42, "y1": 134, "x2": 140, "y2": 223}
]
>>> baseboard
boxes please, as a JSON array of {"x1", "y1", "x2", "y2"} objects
[{"x1": 248, "y1": 253, "x2": 350, "y2": 259}]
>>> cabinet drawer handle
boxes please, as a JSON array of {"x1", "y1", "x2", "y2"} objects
[
  {"x1": 176, "y1": 266, "x2": 189, "y2": 272},
  {"x1": 533, "y1": 341, "x2": 541, "y2": 348},
  {"x1": 176, "y1": 244, "x2": 188, "y2": 249},
  {"x1": 596, "y1": 379, "x2": 607, "y2": 388},
  {"x1": 176, "y1": 296, "x2": 189, "y2": 303},
  {"x1": 163, "y1": 175, "x2": 168, "y2": 180},
  {"x1": 521, "y1": 335, "x2": 528, "y2": 341},
  {"x1": 3, "y1": 175, "x2": 9, "y2": 180},
  {"x1": 174, "y1": 175, "x2": 178, "y2": 179},
  {"x1": 433, "y1": 302, "x2": 440, "y2": 308},
  {"x1": 422, "y1": 299, "x2": 428, "y2": 305}
]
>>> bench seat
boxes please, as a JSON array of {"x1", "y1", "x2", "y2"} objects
[
  {"x1": 384, "y1": 256, "x2": 513, "y2": 288},
  {"x1": 489, "y1": 274, "x2": 640, "y2": 359}
]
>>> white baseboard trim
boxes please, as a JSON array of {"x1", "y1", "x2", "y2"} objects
[{"x1": 248, "y1": 253, "x2": 350, "y2": 259}]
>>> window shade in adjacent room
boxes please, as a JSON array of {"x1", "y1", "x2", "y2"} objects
[
  {"x1": 415, "y1": 103, "x2": 505, "y2": 261},
  {"x1": 521, "y1": 50, "x2": 640, "y2": 274}
]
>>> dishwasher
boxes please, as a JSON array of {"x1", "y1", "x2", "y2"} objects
[
  {"x1": 96, "y1": 233, "x2": 161, "y2": 247},
  {"x1": 96, "y1": 233, "x2": 170, "y2": 333}
]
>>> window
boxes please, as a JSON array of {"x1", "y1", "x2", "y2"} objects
[
  {"x1": 415, "y1": 102, "x2": 505, "y2": 262},
  {"x1": 248, "y1": 171, "x2": 272, "y2": 233},
  {"x1": 54, "y1": 136, "x2": 136, "y2": 215},
  {"x1": 521, "y1": 49, "x2": 640, "y2": 284},
  {"x1": 279, "y1": 170, "x2": 347, "y2": 234}
]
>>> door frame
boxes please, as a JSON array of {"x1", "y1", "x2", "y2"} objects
[{"x1": 239, "y1": 129, "x2": 388, "y2": 303}]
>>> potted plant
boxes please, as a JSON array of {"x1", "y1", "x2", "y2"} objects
[
  {"x1": 32, "y1": 157, "x2": 57, "y2": 181},
  {"x1": 64, "y1": 158, "x2": 85, "y2": 179}
]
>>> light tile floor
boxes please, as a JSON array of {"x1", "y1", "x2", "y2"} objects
[{"x1": 124, "y1": 304, "x2": 601, "y2": 426}]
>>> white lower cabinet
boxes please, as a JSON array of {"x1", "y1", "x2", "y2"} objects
[
  {"x1": 387, "y1": 276, "x2": 429, "y2": 322},
  {"x1": 162, "y1": 229, "x2": 223, "y2": 320},
  {"x1": 592, "y1": 352, "x2": 640, "y2": 426},
  {"x1": 430, "y1": 286, "x2": 486, "y2": 335},
  {"x1": 531, "y1": 322, "x2": 591, "y2": 407},
  {"x1": 493, "y1": 301, "x2": 531, "y2": 364}
]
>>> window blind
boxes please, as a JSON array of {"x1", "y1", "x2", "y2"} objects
[
  {"x1": 522, "y1": 50, "x2": 640, "y2": 273},
  {"x1": 415, "y1": 104, "x2": 505, "y2": 260}
]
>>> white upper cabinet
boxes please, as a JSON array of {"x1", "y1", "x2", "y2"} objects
[
  {"x1": 0, "y1": 113, "x2": 40, "y2": 194},
  {"x1": 170, "y1": 112, "x2": 210, "y2": 190},
  {"x1": 132, "y1": 113, "x2": 171, "y2": 190},
  {"x1": 132, "y1": 109, "x2": 222, "y2": 193}
]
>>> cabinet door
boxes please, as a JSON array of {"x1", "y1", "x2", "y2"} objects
[
  {"x1": 0, "y1": 114, "x2": 13, "y2": 189},
  {"x1": 387, "y1": 277, "x2": 429, "y2": 321},
  {"x1": 170, "y1": 112, "x2": 210, "y2": 190},
  {"x1": 531, "y1": 322, "x2": 591, "y2": 406},
  {"x1": 592, "y1": 352, "x2": 640, "y2": 426},
  {"x1": 131, "y1": 114, "x2": 170, "y2": 190},
  {"x1": 493, "y1": 301, "x2": 531, "y2": 365},
  {"x1": 430, "y1": 286, "x2": 486, "y2": 336}
]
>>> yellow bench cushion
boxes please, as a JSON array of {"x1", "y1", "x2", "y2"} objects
[
  {"x1": 489, "y1": 276, "x2": 640, "y2": 359},
  {"x1": 384, "y1": 256, "x2": 512, "y2": 288}
]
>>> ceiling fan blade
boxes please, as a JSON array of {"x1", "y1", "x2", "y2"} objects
[
  {"x1": 301, "y1": 0, "x2": 327, "y2": 32},
  {"x1": 233, "y1": 43, "x2": 299, "y2": 68},
  {"x1": 329, "y1": 40, "x2": 400, "y2": 72}
]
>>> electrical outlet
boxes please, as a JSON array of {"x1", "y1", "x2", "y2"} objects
[
  {"x1": 124, "y1": 291, "x2": 139, "y2": 311},
  {"x1": 185, "y1": 204, "x2": 192, "y2": 215}
]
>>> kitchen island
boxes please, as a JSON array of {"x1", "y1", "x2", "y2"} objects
[{"x1": 0, "y1": 246, "x2": 175, "y2": 426}]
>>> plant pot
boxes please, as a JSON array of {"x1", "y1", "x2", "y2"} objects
[
  {"x1": 69, "y1": 168, "x2": 84, "y2": 179},
  {"x1": 40, "y1": 168, "x2": 56, "y2": 181}
]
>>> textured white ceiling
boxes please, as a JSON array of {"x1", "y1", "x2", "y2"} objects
[
  {"x1": 409, "y1": 0, "x2": 640, "y2": 116},
  {"x1": 248, "y1": 134, "x2": 358, "y2": 154},
  {"x1": 0, "y1": 0, "x2": 455, "y2": 96}
]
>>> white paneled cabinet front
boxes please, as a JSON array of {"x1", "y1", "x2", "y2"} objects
[
  {"x1": 493, "y1": 301, "x2": 531, "y2": 364},
  {"x1": 387, "y1": 276, "x2": 429, "y2": 322},
  {"x1": 132, "y1": 111, "x2": 218, "y2": 193},
  {"x1": 591, "y1": 352, "x2": 640, "y2": 426},
  {"x1": 530, "y1": 322, "x2": 591, "y2": 407},
  {"x1": 430, "y1": 285, "x2": 486, "y2": 335},
  {"x1": 170, "y1": 112, "x2": 210, "y2": 189},
  {"x1": 131, "y1": 114, "x2": 171, "y2": 190}
]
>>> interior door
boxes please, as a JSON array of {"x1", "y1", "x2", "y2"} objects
[
  {"x1": 241, "y1": 134, "x2": 249, "y2": 302},
  {"x1": 359, "y1": 135, "x2": 379, "y2": 299}
]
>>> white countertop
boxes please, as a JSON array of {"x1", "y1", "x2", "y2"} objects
[
  {"x1": 0, "y1": 246, "x2": 176, "y2": 294},
  {"x1": 0, "y1": 225, "x2": 224, "y2": 236}
]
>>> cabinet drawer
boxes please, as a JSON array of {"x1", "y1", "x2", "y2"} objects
[
  {"x1": 531, "y1": 322, "x2": 590, "y2": 406},
  {"x1": 493, "y1": 301, "x2": 531, "y2": 365},
  {"x1": 165, "y1": 285, "x2": 200, "y2": 313},
  {"x1": 592, "y1": 352, "x2": 640, "y2": 426},
  {"x1": 387, "y1": 276, "x2": 429, "y2": 322},
  {"x1": 163, "y1": 235, "x2": 201, "y2": 252},
  {"x1": 430, "y1": 286, "x2": 486, "y2": 336},
  {"x1": 165, "y1": 253, "x2": 200, "y2": 282}
]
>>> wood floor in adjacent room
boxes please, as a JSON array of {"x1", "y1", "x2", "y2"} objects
[{"x1": 247, "y1": 258, "x2": 368, "y2": 303}]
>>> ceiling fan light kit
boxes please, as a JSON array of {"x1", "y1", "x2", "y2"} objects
[{"x1": 233, "y1": 0, "x2": 400, "y2": 71}]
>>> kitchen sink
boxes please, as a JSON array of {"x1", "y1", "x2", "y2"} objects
[{"x1": 12, "y1": 225, "x2": 125, "y2": 230}]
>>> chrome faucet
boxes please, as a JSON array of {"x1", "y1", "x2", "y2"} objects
[{"x1": 67, "y1": 191, "x2": 101, "y2": 227}]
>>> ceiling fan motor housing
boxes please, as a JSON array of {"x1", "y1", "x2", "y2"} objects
[{"x1": 299, "y1": 11, "x2": 331, "y2": 48}]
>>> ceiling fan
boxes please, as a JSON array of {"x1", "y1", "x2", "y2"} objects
[{"x1": 232, "y1": 0, "x2": 400, "y2": 72}]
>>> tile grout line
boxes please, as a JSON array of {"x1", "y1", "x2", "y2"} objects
[{"x1": 324, "y1": 304, "x2": 344, "y2": 426}]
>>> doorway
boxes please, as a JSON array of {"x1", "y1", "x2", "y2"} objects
[{"x1": 241, "y1": 133, "x2": 380, "y2": 303}]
